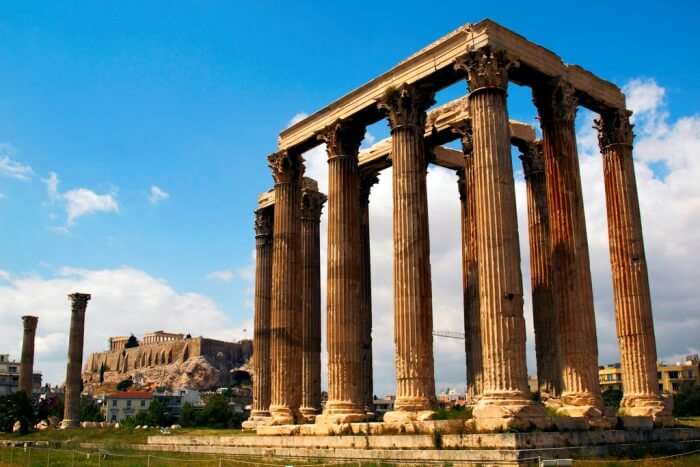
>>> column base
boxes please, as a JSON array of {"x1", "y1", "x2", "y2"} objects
[
  {"x1": 473, "y1": 393, "x2": 548, "y2": 432},
  {"x1": 621, "y1": 394, "x2": 675, "y2": 427},
  {"x1": 316, "y1": 401, "x2": 367, "y2": 424},
  {"x1": 558, "y1": 391, "x2": 605, "y2": 418},
  {"x1": 299, "y1": 407, "x2": 320, "y2": 424},
  {"x1": 383, "y1": 409, "x2": 436, "y2": 423},
  {"x1": 269, "y1": 405, "x2": 298, "y2": 425},
  {"x1": 242, "y1": 412, "x2": 272, "y2": 430},
  {"x1": 59, "y1": 420, "x2": 78, "y2": 430}
]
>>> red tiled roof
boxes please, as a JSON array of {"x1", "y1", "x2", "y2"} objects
[{"x1": 106, "y1": 391, "x2": 153, "y2": 399}]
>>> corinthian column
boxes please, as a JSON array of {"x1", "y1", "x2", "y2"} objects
[
  {"x1": 19, "y1": 316, "x2": 39, "y2": 396},
  {"x1": 244, "y1": 207, "x2": 274, "y2": 428},
  {"x1": 299, "y1": 183, "x2": 326, "y2": 421},
  {"x1": 360, "y1": 170, "x2": 379, "y2": 413},
  {"x1": 533, "y1": 78, "x2": 603, "y2": 419},
  {"x1": 456, "y1": 47, "x2": 545, "y2": 431},
  {"x1": 595, "y1": 109, "x2": 672, "y2": 425},
  {"x1": 62, "y1": 293, "x2": 91, "y2": 429},
  {"x1": 379, "y1": 83, "x2": 436, "y2": 422},
  {"x1": 316, "y1": 119, "x2": 367, "y2": 424},
  {"x1": 268, "y1": 151, "x2": 305, "y2": 425},
  {"x1": 516, "y1": 140, "x2": 561, "y2": 400},
  {"x1": 453, "y1": 122, "x2": 482, "y2": 404}
]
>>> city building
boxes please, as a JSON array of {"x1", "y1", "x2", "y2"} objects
[
  {"x1": 599, "y1": 355, "x2": 700, "y2": 394},
  {"x1": 104, "y1": 391, "x2": 153, "y2": 423},
  {"x1": 437, "y1": 389, "x2": 468, "y2": 408},
  {"x1": 153, "y1": 389, "x2": 202, "y2": 418},
  {"x1": 0, "y1": 354, "x2": 42, "y2": 396}
]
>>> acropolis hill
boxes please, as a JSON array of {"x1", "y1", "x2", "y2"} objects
[{"x1": 82, "y1": 331, "x2": 252, "y2": 394}]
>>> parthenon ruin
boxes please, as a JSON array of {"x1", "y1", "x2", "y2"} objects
[{"x1": 245, "y1": 19, "x2": 672, "y2": 432}]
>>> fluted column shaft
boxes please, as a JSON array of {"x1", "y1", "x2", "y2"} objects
[
  {"x1": 317, "y1": 120, "x2": 367, "y2": 423},
  {"x1": 300, "y1": 188, "x2": 326, "y2": 418},
  {"x1": 533, "y1": 79, "x2": 603, "y2": 416},
  {"x1": 360, "y1": 172, "x2": 379, "y2": 412},
  {"x1": 595, "y1": 110, "x2": 669, "y2": 420},
  {"x1": 250, "y1": 207, "x2": 273, "y2": 419},
  {"x1": 268, "y1": 151, "x2": 305, "y2": 425},
  {"x1": 518, "y1": 141, "x2": 561, "y2": 399},
  {"x1": 19, "y1": 316, "x2": 38, "y2": 396},
  {"x1": 63, "y1": 293, "x2": 91, "y2": 428},
  {"x1": 380, "y1": 83, "x2": 436, "y2": 420},
  {"x1": 455, "y1": 124, "x2": 483, "y2": 404}
]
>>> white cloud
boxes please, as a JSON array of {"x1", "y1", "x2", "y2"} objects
[
  {"x1": 148, "y1": 185, "x2": 170, "y2": 205},
  {"x1": 296, "y1": 77, "x2": 700, "y2": 396},
  {"x1": 63, "y1": 188, "x2": 119, "y2": 225},
  {"x1": 0, "y1": 193, "x2": 5, "y2": 200},
  {"x1": 206, "y1": 270, "x2": 235, "y2": 282},
  {"x1": 0, "y1": 144, "x2": 33, "y2": 181},
  {"x1": 287, "y1": 112, "x2": 308, "y2": 128},
  {"x1": 0, "y1": 266, "x2": 249, "y2": 385},
  {"x1": 42, "y1": 171, "x2": 119, "y2": 227}
]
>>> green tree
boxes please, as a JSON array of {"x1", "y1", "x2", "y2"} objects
[
  {"x1": 80, "y1": 397, "x2": 105, "y2": 422},
  {"x1": 0, "y1": 392, "x2": 34, "y2": 434},
  {"x1": 146, "y1": 399, "x2": 173, "y2": 427},
  {"x1": 179, "y1": 402, "x2": 197, "y2": 427},
  {"x1": 674, "y1": 386, "x2": 700, "y2": 416},
  {"x1": 196, "y1": 394, "x2": 233, "y2": 428},
  {"x1": 602, "y1": 389, "x2": 623, "y2": 409}
]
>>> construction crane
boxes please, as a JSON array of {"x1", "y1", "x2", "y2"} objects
[{"x1": 433, "y1": 330, "x2": 465, "y2": 340}]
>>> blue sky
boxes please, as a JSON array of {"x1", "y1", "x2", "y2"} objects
[{"x1": 1, "y1": 2, "x2": 699, "y2": 392}]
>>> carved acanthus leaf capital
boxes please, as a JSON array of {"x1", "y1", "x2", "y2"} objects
[
  {"x1": 254, "y1": 208, "x2": 273, "y2": 238},
  {"x1": 454, "y1": 46, "x2": 518, "y2": 92},
  {"x1": 594, "y1": 108, "x2": 634, "y2": 150},
  {"x1": 516, "y1": 140, "x2": 545, "y2": 179},
  {"x1": 317, "y1": 118, "x2": 365, "y2": 158},
  {"x1": 359, "y1": 170, "x2": 380, "y2": 204},
  {"x1": 68, "y1": 293, "x2": 91, "y2": 309},
  {"x1": 22, "y1": 316, "x2": 38, "y2": 330},
  {"x1": 451, "y1": 120, "x2": 474, "y2": 155},
  {"x1": 378, "y1": 82, "x2": 436, "y2": 131},
  {"x1": 532, "y1": 77, "x2": 578, "y2": 124},
  {"x1": 268, "y1": 151, "x2": 305, "y2": 185},
  {"x1": 300, "y1": 189, "x2": 327, "y2": 221}
]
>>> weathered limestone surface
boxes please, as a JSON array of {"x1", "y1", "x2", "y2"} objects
[
  {"x1": 19, "y1": 316, "x2": 38, "y2": 396},
  {"x1": 268, "y1": 151, "x2": 305, "y2": 425},
  {"x1": 379, "y1": 83, "x2": 436, "y2": 422},
  {"x1": 63, "y1": 293, "x2": 90, "y2": 428},
  {"x1": 299, "y1": 185, "x2": 326, "y2": 420},
  {"x1": 517, "y1": 141, "x2": 561, "y2": 400},
  {"x1": 457, "y1": 47, "x2": 545, "y2": 431},
  {"x1": 595, "y1": 109, "x2": 672, "y2": 424},
  {"x1": 533, "y1": 78, "x2": 603, "y2": 418},
  {"x1": 359, "y1": 171, "x2": 379, "y2": 413},
  {"x1": 247, "y1": 207, "x2": 274, "y2": 425},
  {"x1": 454, "y1": 123, "x2": 482, "y2": 404},
  {"x1": 316, "y1": 120, "x2": 367, "y2": 424}
]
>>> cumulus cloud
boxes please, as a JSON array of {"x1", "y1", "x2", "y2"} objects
[
  {"x1": 148, "y1": 185, "x2": 170, "y2": 205},
  {"x1": 0, "y1": 144, "x2": 33, "y2": 181},
  {"x1": 42, "y1": 171, "x2": 119, "y2": 227},
  {"x1": 0, "y1": 266, "x2": 250, "y2": 385},
  {"x1": 297, "y1": 77, "x2": 700, "y2": 396}
]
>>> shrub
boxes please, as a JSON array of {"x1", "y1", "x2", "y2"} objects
[
  {"x1": 0, "y1": 392, "x2": 34, "y2": 434},
  {"x1": 674, "y1": 386, "x2": 700, "y2": 417}
]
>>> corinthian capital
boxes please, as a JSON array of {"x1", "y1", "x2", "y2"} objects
[
  {"x1": 451, "y1": 120, "x2": 473, "y2": 155},
  {"x1": 516, "y1": 140, "x2": 545, "y2": 179},
  {"x1": 455, "y1": 46, "x2": 517, "y2": 93},
  {"x1": 68, "y1": 293, "x2": 91, "y2": 309},
  {"x1": 22, "y1": 316, "x2": 38, "y2": 330},
  {"x1": 268, "y1": 151, "x2": 305, "y2": 185},
  {"x1": 317, "y1": 118, "x2": 365, "y2": 158},
  {"x1": 532, "y1": 77, "x2": 578, "y2": 124},
  {"x1": 594, "y1": 108, "x2": 634, "y2": 150},
  {"x1": 300, "y1": 189, "x2": 327, "y2": 222},
  {"x1": 359, "y1": 170, "x2": 380, "y2": 205},
  {"x1": 254, "y1": 208, "x2": 273, "y2": 238},
  {"x1": 379, "y1": 82, "x2": 435, "y2": 131}
]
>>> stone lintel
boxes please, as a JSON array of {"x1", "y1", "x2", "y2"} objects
[{"x1": 277, "y1": 18, "x2": 623, "y2": 154}]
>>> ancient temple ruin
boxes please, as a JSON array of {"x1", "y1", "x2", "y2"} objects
[{"x1": 246, "y1": 19, "x2": 672, "y2": 432}]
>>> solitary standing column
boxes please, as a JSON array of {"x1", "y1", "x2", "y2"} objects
[
  {"x1": 243, "y1": 207, "x2": 274, "y2": 428},
  {"x1": 316, "y1": 119, "x2": 367, "y2": 424},
  {"x1": 453, "y1": 122, "x2": 482, "y2": 404},
  {"x1": 268, "y1": 150, "x2": 305, "y2": 425},
  {"x1": 533, "y1": 78, "x2": 604, "y2": 420},
  {"x1": 516, "y1": 141, "x2": 561, "y2": 400},
  {"x1": 19, "y1": 316, "x2": 39, "y2": 396},
  {"x1": 456, "y1": 47, "x2": 545, "y2": 431},
  {"x1": 380, "y1": 83, "x2": 437, "y2": 422},
  {"x1": 595, "y1": 109, "x2": 672, "y2": 425},
  {"x1": 359, "y1": 170, "x2": 379, "y2": 413},
  {"x1": 299, "y1": 183, "x2": 326, "y2": 421},
  {"x1": 62, "y1": 293, "x2": 91, "y2": 428}
]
